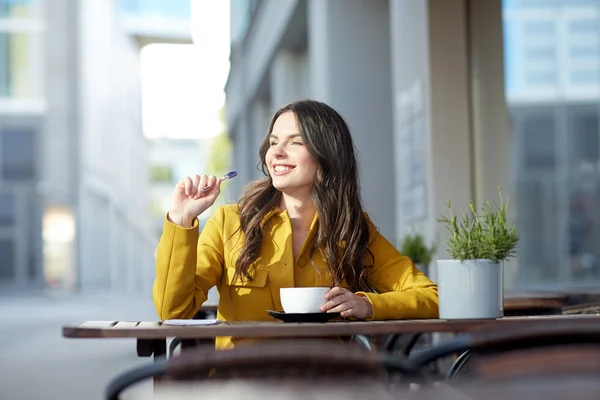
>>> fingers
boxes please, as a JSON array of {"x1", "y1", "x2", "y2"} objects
[
  {"x1": 323, "y1": 297, "x2": 363, "y2": 318},
  {"x1": 177, "y1": 174, "x2": 222, "y2": 200},
  {"x1": 194, "y1": 175, "x2": 221, "y2": 199},
  {"x1": 210, "y1": 178, "x2": 223, "y2": 197},
  {"x1": 321, "y1": 287, "x2": 352, "y2": 312},
  {"x1": 177, "y1": 176, "x2": 193, "y2": 196},
  {"x1": 188, "y1": 175, "x2": 203, "y2": 198},
  {"x1": 190, "y1": 175, "x2": 201, "y2": 198},
  {"x1": 206, "y1": 175, "x2": 217, "y2": 191},
  {"x1": 321, "y1": 287, "x2": 372, "y2": 319},
  {"x1": 324, "y1": 287, "x2": 347, "y2": 300}
]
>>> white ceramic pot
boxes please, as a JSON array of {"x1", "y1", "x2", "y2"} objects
[{"x1": 436, "y1": 259, "x2": 503, "y2": 319}]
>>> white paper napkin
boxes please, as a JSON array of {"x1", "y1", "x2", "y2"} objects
[{"x1": 162, "y1": 319, "x2": 221, "y2": 326}]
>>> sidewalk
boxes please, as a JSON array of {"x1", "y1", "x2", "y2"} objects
[{"x1": 0, "y1": 290, "x2": 159, "y2": 400}]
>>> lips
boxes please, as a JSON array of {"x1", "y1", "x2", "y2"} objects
[{"x1": 272, "y1": 164, "x2": 295, "y2": 176}]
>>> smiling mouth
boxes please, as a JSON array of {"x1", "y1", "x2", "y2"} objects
[{"x1": 272, "y1": 165, "x2": 295, "y2": 175}]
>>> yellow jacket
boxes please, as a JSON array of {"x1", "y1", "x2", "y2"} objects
[{"x1": 153, "y1": 204, "x2": 438, "y2": 350}]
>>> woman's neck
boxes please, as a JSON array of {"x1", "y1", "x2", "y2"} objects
[{"x1": 279, "y1": 193, "x2": 316, "y2": 231}]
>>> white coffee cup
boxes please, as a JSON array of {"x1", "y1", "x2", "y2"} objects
[{"x1": 280, "y1": 287, "x2": 329, "y2": 314}]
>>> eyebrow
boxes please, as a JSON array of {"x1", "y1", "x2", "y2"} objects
[{"x1": 269, "y1": 133, "x2": 302, "y2": 140}]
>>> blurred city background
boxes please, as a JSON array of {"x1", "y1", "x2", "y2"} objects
[{"x1": 1, "y1": 0, "x2": 600, "y2": 398}]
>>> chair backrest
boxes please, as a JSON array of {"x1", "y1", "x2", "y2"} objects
[
  {"x1": 106, "y1": 339, "x2": 423, "y2": 400},
  {"x1": 411, "y1": 322, "x2": 600, "y2": 381},
  {"x1": 470, "y1": 345, "x2": 600, "y2": 380},
  {"x1": 167, "y1": 339, "x2": 390, "y2": 382},
  {"x1": 563, "y1": 302, "x2": 600, "y2": 315}
]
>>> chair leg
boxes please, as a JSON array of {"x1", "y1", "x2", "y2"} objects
[
  {"x1": 169, "y1": 337, "x2": 181, "y2": 358},
  {"x1": 402, "y1": 333, "x2": 423, "y2": 356},
  {"x1": 383, "y1": 333, "x2": 424, "y2": 356},
  {"x1": 353, "y1": 334, "x2": 375, "y2": 351},
  {"x1": 446, "y1": 350, "x2": 471, "y2": 381}
]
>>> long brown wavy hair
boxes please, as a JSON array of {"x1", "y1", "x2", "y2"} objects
[{"x1": 234, "y1": 99, "x2": 374, "y2": 292}]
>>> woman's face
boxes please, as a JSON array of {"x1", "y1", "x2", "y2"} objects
[{"x1": 265, "y1": 111, "x2": 318, "y2": 196}]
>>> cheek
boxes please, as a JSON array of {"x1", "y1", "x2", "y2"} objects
[
  {"x1": 300, "y1": 156, "x2": 318, "y2": 178},
  {"x1": 265, "y1": 149, "x2": 274, "y2": 164}
]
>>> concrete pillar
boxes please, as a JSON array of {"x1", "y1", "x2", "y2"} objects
[
  {"x1": 390, "y1": 0, "x2": 513, "y2": 285},
  {"x1": 270, "y1": 49, "x2": 309, "y2": 111},
  {"x1": 390, "y1": 0, "x2": 474, "y2": 280},
  {"x1": 468, "y1": 1, "x2": 511, "y2": 208},
  {"x1": 250, "y1": 100, "x2": 271, "y2": 180},
  {"x1": 308, "y1": 0, "x2": 395, "y2": 240},
  {"x1": 467, "y1": 0, "x2": 515, "y2": 287},
  {"x1": 428, "y1": 0, "x2": 474, "y2": 256},
  {"x1": 42, "y1": 0, "x2": 77, "y2": 207},
  {"x1": 230, "y1": 118, "x2": 253, "y2": 200}
]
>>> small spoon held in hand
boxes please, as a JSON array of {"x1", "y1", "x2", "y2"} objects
[{"x1": 199, "y1": 170, "x2": 238, "y2": 193}]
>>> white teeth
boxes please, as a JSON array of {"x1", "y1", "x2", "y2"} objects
[{"x1": 274, "y1": 166, "x2": 292, "y2": 173}]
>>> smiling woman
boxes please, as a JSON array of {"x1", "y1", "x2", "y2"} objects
[
  {"x1": 266, "y1": 114, "x2": 318, "y2": 196},
  {"x1": 152, "y1": 99, "x2": 439, "y2": 350}
]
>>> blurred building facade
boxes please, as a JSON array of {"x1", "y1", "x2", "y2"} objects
[
  {"x1": 148, "y1": 138, "x2": 210, "y2": 239},
  {"x1": 226, "y1": 0, "x2": 600, "y2": 289},
  {"x1": 0, "y1": 0, "x2": 191, "y2": 294},
  {"x1": 504, "y1": 0, "x2": 600, "y2": 285}
]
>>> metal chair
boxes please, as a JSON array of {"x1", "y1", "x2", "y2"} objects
[
  {"x1": 168, "y1": 308, "x2": 217, "y2": 358},
  {"x1": 410, "y1": 322, "x2": 600, "y2": 381},
  {"x1": 105, "y1": 339, "x2": 426, "y2": 400},
  {"x1": 562, "y1": 302, "x2": 600, "y2": 315}
]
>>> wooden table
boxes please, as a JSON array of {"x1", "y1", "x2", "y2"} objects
[
  {"x1": 503, "y1": 291, "x2": 569, "y2": 315},
  {"x1": 65, "y1": 314, "x2": 600, "y2": 339},
  {"x1": 63, "y1": 315, "x2": 600, "y2": 359}
]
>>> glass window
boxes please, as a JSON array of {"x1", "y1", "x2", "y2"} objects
[
  {"x1": 119, "y1": 0, "x2": 190, "y2": 19},
  {"x1": 505, "y1": 0, "x2": 599, "y2": 9},
  {"x1": 524, "y1": 21, "x2": 554, "y2": 35},
  {"x1": 570, "y1": 70, "x2": 600, "y2": 84},
  {"x1": 570, "y1": 46, "x2": 599, "y2": 58},
  {"x1": 1, "y1": 128, "x2": 36, "y2": 181},
  {"x1": 0, "y1": 239, "x2": 14, "y2": 279},
  {"x1": 569, "y1": 19, "x2": 599, "y2": 35},
  {"x1": 0, "y1": 32, "x2": 33, "y2": 98},
  {"x1": 526, "y1": 47, "x2": 556, "y2": 59},
  {"x1": 0, "y1": 192, "x2": 14, "y2": 226},
  {"x1": 0, "y1": 0, "x2": 36, "y2": 18},
  {"x1": 503, "y1": 0, "x2": 600, "y2": 286},
  {"x1": 521, "y1": 114, "x2": 555, "y2": 170},
  {"x1": 570, "y1": 112, "x2": 599, "y2": 164},
  {"x1": 525, "y1": 70, "x2": 557, "y2": 85}
]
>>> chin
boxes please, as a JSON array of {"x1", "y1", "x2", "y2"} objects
[{"x1": 271, "y1": 182, "x2": 288, "y2": 191}]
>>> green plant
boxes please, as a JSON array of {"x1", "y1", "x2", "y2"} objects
[
  {"x1": 399, "y1": 233, "x2": 436, "y2": 266},
  {"x1": 437, "y1": 187, "x2": 519, "y2": 263}
]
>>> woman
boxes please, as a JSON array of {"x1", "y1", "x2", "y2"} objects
[{"x1": 153, "y1": 99, "x2": 438, "y2": 350}]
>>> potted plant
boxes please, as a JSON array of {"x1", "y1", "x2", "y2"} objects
[
  {"x1": 436, "y1": 188, "x2": 519, "y2": 319},
  {"x1": 399, "y1": 232, "x2": 436, "y2": 276}
]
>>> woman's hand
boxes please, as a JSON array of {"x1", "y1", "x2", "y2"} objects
[
  {"x1": 321, "y1": 287, "x2": 373, "y2": 320},
  {"x1": 168, "y1": 174, "x2": 222, "y2": 228}
]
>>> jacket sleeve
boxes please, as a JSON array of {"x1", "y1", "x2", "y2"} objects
[
  {"x1": 355, "y1": 223, "x2": 439, "y2": 320},
  {"x1": 152, "y1": 207, "x2": 225, "y2": 320}
]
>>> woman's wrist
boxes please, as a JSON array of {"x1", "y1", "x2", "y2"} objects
[{"x1": 167, "y1": 210, "x2": 194, "y2": 228}]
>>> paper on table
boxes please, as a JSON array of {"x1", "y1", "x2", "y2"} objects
[{"x1": 163, "y1": 319, "x2": 221, "y2": 326}]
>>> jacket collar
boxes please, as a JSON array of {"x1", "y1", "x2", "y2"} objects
[{"x1": 260, "y1": 207, "x2": 320, "y2": 233}]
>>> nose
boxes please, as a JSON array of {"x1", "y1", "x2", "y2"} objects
[{"x1": 271, "y1": 143, "x2": 287, "y2": 158}]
